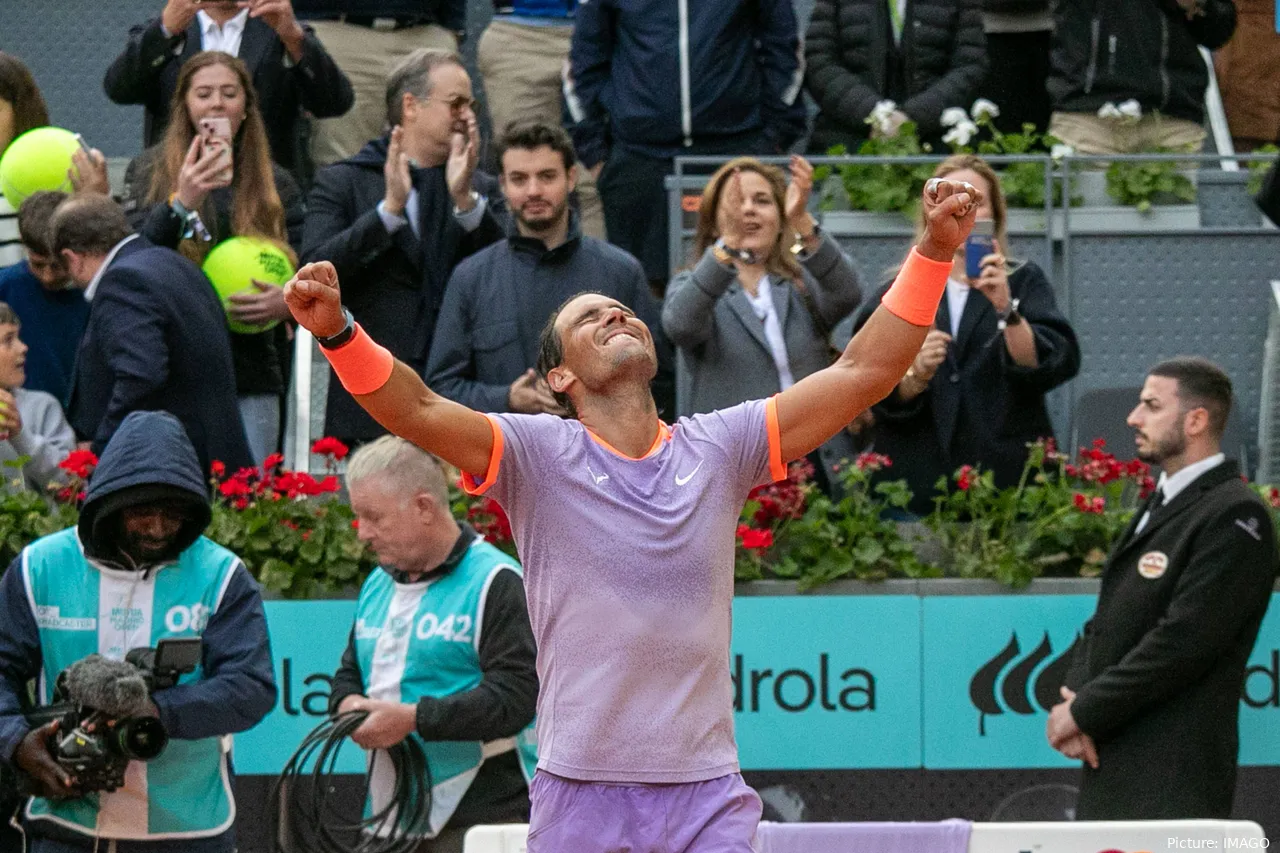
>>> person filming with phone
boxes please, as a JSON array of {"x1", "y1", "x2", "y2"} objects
[
  {"x1": 120, "y1": 51, "x2": 304, "y2": 463},
  {"x1": 104, "y1": 0, "x2": 353, "y2": 183},
  {"x1": 848, "y1": 154, "x2": 1080, "y2": 515},
  {"x1": 0, "y1": 410, "x2": 276, "y2": 853}
]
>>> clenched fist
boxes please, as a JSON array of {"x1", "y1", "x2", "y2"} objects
[
  {"x1": 284, "y1": 261, "x2": 345, "y2": 338},
  {"x1": 917, "y1": 178, "x2": 983, "y2": 263}
]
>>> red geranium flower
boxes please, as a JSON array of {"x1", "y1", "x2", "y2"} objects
[
  {"x1": 219, "y1": 479, "x2": 253, "y2": 499},
  {"x1": 210, "y1": 460, "x2": 226, "y2": 478},
  {"x1": 956, "y1": 465, "x2": 975, "y2": 491},
  {"x1": 740, "y1": 528, "x2": 774, "y2": 551},
  {"x1": 311, "y1": 437, "x2": 350, "y2": 460},
  {"x1": 58, "y1": 450, "x2": 99, "y2": 480},
  {"x1": 261, "y1": 453, "x2": 284, "y2": 471}
]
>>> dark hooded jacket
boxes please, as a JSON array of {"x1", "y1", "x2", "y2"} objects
[
  {"x1": 301, "y1": 136, "x2": 505, "y2": 440},
  {"x1": 1048, "y1": 0, "x2": 1237, "y2": 125},
  {"x1": 0, "y1": 411, "x2": 277, "y2": 853}
]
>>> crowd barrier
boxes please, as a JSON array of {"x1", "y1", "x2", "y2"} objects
[{"x1": 462, "y1": 819, "x2": 1269, "y2": 853}]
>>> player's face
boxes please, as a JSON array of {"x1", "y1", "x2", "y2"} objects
[
  {"x1": 1128, "y1": 375, "x2": 1189, "y2": 465},
  {"x1": 349, "y1": 479, "x2": 436, "y2": 576},
  {"x1": 554, "y1": 294, "x2": 657, "y2": 386},
  {"x1": 501, "y1": 145, "x2": 574, "y2": 234}
]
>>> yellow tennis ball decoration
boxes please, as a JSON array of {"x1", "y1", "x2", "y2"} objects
[
  {"x1": 0, "y1": 126, "x2": 79, "y2": 208},
  {"x1": 201, "y1": 237, "x2": 295, "y2": 334}
]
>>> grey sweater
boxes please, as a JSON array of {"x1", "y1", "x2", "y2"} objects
[{"x1": 0, "y1": 388, "x2": 76, "y2": 491}]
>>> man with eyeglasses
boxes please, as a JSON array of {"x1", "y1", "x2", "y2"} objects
[{"x1": 302, "y1": 48, "x2": 505, "y2": 445}]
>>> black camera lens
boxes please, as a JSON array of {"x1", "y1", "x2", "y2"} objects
[{"x1": 112, "y1": 717, "x2": 168, "y2": 761}]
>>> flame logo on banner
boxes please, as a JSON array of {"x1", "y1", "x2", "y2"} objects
[{"x1": 969, "y1": 632, "x2": 1081, "y2": 735}]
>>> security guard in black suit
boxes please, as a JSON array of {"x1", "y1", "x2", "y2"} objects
[{"x1": 1049, "y1": 357, "x2": 1278, "y2": 820}]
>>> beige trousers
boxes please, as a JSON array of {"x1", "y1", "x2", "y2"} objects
[
  {"x1": 307, "y1": 20, "x2": 459, "y2": 167},
  {"x1": 1049, "y1": 111, "x2": 1207, "y2": 155},
  {"x1": 477, "y1": 18, "x2": 606, "y2": 239}
]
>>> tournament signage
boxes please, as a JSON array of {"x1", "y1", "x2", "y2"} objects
[{"x1": 231, "y1": 593, "x2": 1280, "y2": 775}]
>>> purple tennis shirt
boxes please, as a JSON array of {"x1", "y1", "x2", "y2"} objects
[{"x1": 463, "y1": 398, "x2": 785, "y2": 783}]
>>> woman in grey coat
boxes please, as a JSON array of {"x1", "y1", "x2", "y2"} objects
[{"x1": 662, "y1": 155, "x2": 863, "y2": 488}]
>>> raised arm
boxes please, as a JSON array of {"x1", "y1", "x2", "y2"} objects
[
  {"x1": 284, "y1": 261, "x2": 494, "y2": 476},
  {"x1": 774, "y1": 179, "x2": 980, "y2": 462}
]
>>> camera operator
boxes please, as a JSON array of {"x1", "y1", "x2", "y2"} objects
[{"x1": 0, "y1": 410, "x2": 277, "y2": 853}]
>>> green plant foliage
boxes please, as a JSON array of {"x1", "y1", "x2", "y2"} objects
[{"x1": 1104, "y1": 157, "x2": 1197, "y2": 212}]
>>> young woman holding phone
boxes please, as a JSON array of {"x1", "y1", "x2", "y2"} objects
[{"x1": 121, "y1": 51, "x2": 303, "y2": 463}]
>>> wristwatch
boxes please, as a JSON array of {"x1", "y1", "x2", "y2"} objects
[
  {"x1": 713, "y1": 237, "x2": 758, "y2": 266},
  {"x1": 791, "y1": 220, "x2": 823, "y2": 256},
  {"x1": 997, "y1": 298, "x2": 1023, "y2": 330},
  {"x1": 453, "y1": 190, "x2": 481, "y2": 215},
  {"x1": 317, "y1": 308, "x2": 356, "y2": 350}
]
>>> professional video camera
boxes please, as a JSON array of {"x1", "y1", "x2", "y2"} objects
[{"x1": 22, "y1": 638, "x2": 202, "y2": 794}]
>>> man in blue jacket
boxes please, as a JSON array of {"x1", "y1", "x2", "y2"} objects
[
  {"x1": 0, "y1": 410, "x2": 277, "y2": 853},
  {"x1": 564, "y1": 0, "x2": 807, "y2": 290},
  {"x1": 50, "y1": 194, "x2": 253, "y2": 474},
  {"x1": 425, "y1": 121, "x2": 669, "y2": 415}
]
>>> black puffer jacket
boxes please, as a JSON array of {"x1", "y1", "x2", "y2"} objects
[
  {"x1": 1048, "y1": 0, "x2": 1236, "y2": 124},
  {"x1": 805, "y1": 0, "x2": 987, "y2": 151}
]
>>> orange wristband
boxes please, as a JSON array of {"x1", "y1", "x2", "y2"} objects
[
  {"x1": 881, "y1": 247, "x2": 952, "y2": 327},
  {"x1": 321, "y1": 323, "x2": 394, "y2": 396}
]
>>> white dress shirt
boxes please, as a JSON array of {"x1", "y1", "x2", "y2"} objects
[
  {"x1": 743, "y1": 276, "x2": 796, "y2": 391},
  {"x1": 945, "y1": 278, "x2": 971, "y2": 338},
  {"x1": 83, "y1": 234, "x2": 140, "y2": 302},
  {"x1": 197, "y1": 8, "x2": 250, "y2": 56},
  {"x1": 1135, "y1": 453, "x2": 1226, "y2": 534},
  {"x1": 377, "y1": 193, "x2": 488, "y2": 238}
]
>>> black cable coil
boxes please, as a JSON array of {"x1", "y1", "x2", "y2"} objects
[{"x1": 270, "y1": 711, "x2": 434, "y2": 853}]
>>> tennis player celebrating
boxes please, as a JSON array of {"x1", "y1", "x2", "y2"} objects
[{"x1": 285, "y1": 176, "x2": 981, "y2": 852}]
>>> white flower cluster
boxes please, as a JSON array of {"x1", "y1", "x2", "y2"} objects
[
  {"x1": 867, "y1": 100, "x2": 901, "y2": 136},
  {"x1": 1097, "y1": 99, "x2": 1142, "y2": 122},
  {"x1": 939, "y1": 99, "x2": 1000, "y2": 148}
]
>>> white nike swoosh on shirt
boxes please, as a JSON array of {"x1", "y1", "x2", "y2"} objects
[{"x1": 675, "y1": 461, "x2": 704, "y2": 486}]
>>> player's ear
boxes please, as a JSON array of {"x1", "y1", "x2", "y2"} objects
[{"x1": 547, "y1": 365, "x2": 574, "y2": 395}]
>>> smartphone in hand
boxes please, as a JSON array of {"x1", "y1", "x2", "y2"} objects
[
  {"x1": 964, "y1": 219, "x2": 995, "y2": 281},
  {"x1": 198, "y1": 117, "x2": 234, "y2": 183}
]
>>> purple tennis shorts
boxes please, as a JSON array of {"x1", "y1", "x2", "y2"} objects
[{"x1": 526, "y1": 771, "x2": 763, "y2": 853}]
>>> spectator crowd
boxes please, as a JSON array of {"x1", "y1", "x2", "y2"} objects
[{"x1": 0, "y1": 0, "x2": 1273, "y2": 502}]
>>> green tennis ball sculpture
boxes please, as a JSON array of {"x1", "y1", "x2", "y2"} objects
[
  {"x1": 202, "y1": 237, "x2": 295, "y2": 334},
  {"x1": 0, "y1": 127, "x2": 79, "y2": 207}
]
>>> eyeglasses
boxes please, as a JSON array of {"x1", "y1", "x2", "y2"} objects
[{"x1": 425, "y1": 95, "x2": 476, "y2": 115}]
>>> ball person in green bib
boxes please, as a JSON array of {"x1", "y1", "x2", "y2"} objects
[{"x1": 329, "y1": 436, "x2": 538, "y2": 852}]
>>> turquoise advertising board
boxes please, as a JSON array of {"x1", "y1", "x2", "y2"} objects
[{"x1": 232, "y1": 593, "x2": 1280, "y2": 775}]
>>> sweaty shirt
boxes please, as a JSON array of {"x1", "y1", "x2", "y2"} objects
[{"x1": 464, "y1": 398, "x2": 784, "y2": 783}]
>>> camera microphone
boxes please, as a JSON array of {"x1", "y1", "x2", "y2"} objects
[{"x1": 63, "y1": 656, "x2": 153, "y2": 719}]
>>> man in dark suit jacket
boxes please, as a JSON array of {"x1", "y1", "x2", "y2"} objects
[
  {"x1": 103, "y1": 0, "x2": 353, "y2": 180},
  {"x1": 50, "y1": 195, "x2": 253, "y2": 474},
  {"x1": 303, "y1": 48, "x2": 503, "y2": 442},
  {"x1": 1050, "y1": 357, "x2": 1278, "y2": 820}
]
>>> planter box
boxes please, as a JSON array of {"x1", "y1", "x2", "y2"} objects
[
  {"x1": 822, "y1": 210, "x2": 916, "y2": 235},
  {"x1": 1062, "y1": 203, "x2": 1201, "y2": 232}
]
